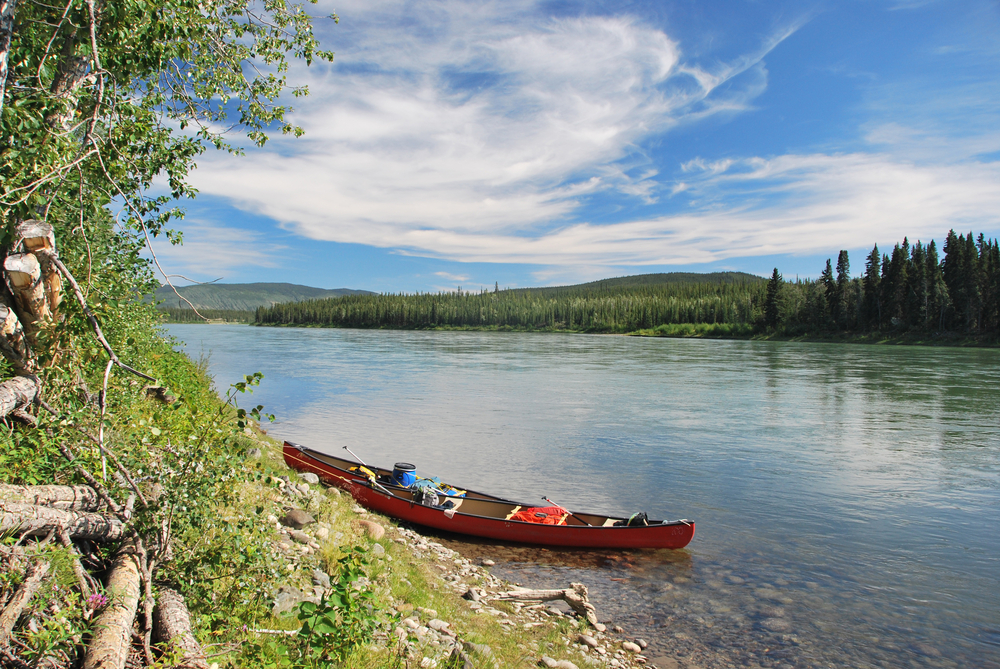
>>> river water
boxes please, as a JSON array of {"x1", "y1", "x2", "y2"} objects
[{"x1": 167, "y1": 324, "x2": 1000, "y2": 669}]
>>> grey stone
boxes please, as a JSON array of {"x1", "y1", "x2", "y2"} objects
[
  {"x1": 281, "y1": 509, "x2": 315, "y2": 529},
  {"x1": 289, "y1": 530, "x2": 312, "y2": 544},
  {"x1": 622, "y1": 641, "x2": 641, "y2": 653},
  {"x1": 635, "y1": 638, "x2": 648, "y2": 649},
  {"x1": 539, "y1": 657, "x2": 559, "y2": 668},
  {"x1": 427, "y1": 619, "x2": 449, "y2": 631},
  {"x1": 462, "y1": 588, "x2": 481, "y2": 602},
  {"x1": 246, "y1": 448, "x2": 262, "y2": 458},
  {"x1": 448, "y1": 647, "x2": 475, "y2": 669},
  {"x1": 315, "y1": 527, "x2": 330, "y2": 540},
  {"x1": 577, "y1": 634, "x2": 598, "y2": 649},
  {"x1": 553, "y1": 661, "x2": 579, "y2": 669},
  {"x1": 481, "y1": 558, "x2": 495, "y2": 566},
  {"x1": 299, "y1": 472, "x2": 320, "y2": 484},
  {"x1": 272, "y1": 586, "x2": 306, "y2": 615},
  {"x1": 372, "y1": 543, "x2": 385, "y2": 555},
  {"x1": 311, "y1": 569, "x2": 331, "y2": 589}
]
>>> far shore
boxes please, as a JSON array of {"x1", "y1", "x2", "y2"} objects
[{"x1": 164, "y1": 319, "x2": 1000, "y2": 348}]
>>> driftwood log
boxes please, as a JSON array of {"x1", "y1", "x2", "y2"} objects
[
  {"x1": 495, "y1": 583, "x2": 599, "y2": 626},
  {"x1": 153, "y1": 588, "x2": 208, "y2": 669},
  {"x1": 0, "y1": 484, "x2": 100, "y2": 511},
  {"x1": 0, "y1": 375, "x2": 38, "y2": 420},
  {"x1": 0, "y1": 502, "x2": 124, "y2": 540},
  {"x1": 83, "y1": 554, "x2": 141, "y2": 669},
  {"x1": 0, "y1": 559, "x2": 50, "y2": 646}
]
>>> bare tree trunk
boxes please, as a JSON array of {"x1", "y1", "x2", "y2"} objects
[
  {"x1": 0, "y1": 304, "x2": 29, "y2": 369},
  {"x1": 0, "y1": 375, "x2": 37, "y2": 419},
  {"x1": 0, "y1": 559, "x2": 49, "y2": 646},
  {"x1": 0, "y1": 502, "x2": 124, "y2": 540},
  {"x1": 153, "y1": 588, "x2": 208, "y2": 669},
  {"x1": 83, "y1": 554, "x2": 141, "y2": 669},
  {"x1": 0, "y1": 484, "x2": 100, "y2": 511},
  {"x1": 17, "y1": 222, "x2": 63, "y2": 316},
  {"x1": 4, "y1": 253, "x2": 51, "y2": 328},
  {"x1": 0, "y1": 0, "x2": 15, "y2": 121}
]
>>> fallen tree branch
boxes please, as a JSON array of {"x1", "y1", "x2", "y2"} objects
[
  {"x1": 83, "y1": 553, "x2": 141, "y2": 669},
  {"x1": 0, "y1": 502, "x2": 124, "y2": 541},
  {"x1": 0, "y1": 559, "x2": 50, "y2": 646},
  {"x1": 0, "y1": 376, "x2": 38, "y2": 421},
  {"x1": 153, "y1": 588, "x2": 209, "y2": 669},
  {"x1": 494, "y1": 583, "x2": 599, "y2": 626},
  {"x1": 58, "y1": 527, "x2": 93, "y2": 598},
  {"x1": 0, "y1": 483, "x2": 100, "y2": 511},
  {"x1": 52, "y1": 440, "x2": 122, "y2": 516}
]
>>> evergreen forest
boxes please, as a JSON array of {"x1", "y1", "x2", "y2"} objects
[{"x1": 255, "y1": 230, "x2": 1000, "y2": 341}]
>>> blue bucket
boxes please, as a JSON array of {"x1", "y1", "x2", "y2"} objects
[{"x1": 391, "y1": 462, "x2": 416, "y2": 487}]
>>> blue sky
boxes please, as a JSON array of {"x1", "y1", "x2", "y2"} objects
[{"x1": 150, "y1": 0, "x2": 1000, "y2": 293}]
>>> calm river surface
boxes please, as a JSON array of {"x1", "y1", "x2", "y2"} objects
[{"x1": 167, "y1": 324, "x2": 1000, "y2": 669}]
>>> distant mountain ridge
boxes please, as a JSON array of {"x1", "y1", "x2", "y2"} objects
[
  {"x1": 153, "y1": 282, "x2": 374, "y2": 311},
  {"x1": 526, "y1": 271, "x2": 764, "y2": 293}
]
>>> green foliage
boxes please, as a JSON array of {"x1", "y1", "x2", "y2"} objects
[{"x1": 241, "y1": 546, "x2": 395, "y2": 668}]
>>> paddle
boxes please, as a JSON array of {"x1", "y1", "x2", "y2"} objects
[
  {"x1": 343, "y1": 446, "x2": 395, "y2": 496},
  {"x1": 542, "y1": 496, "x2": 592, "y2": 527}
]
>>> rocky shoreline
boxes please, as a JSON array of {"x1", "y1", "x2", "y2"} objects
[{"x1": 266, "y1": 467, "x2": 671, "y2": 668}]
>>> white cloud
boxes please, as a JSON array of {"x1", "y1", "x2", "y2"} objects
[
  {"x1": 146, "y1": 223, "x2": 283, "y2": 281},
  {"x1": 433, "y1": 271, "x2": 470, "y2": 282},
  {"x1": 192, "y1": 1, "x2": 795, "y2": 263}
]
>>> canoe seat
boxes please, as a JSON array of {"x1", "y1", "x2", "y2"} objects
[
  {"x1": 602, "y1": 518, "x2": 616, "y2": 527},
  {"x1": 504, "y1": 506, "x2": 522, "y2": 520}
]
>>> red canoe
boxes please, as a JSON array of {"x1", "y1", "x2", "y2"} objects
[{"x1": 283, "y1": 442, "x2": 695, "y2": 550}]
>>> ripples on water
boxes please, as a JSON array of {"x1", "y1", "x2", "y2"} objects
[{"x1": 168, "y1": 325, "x2": 1000, "y2": 668}]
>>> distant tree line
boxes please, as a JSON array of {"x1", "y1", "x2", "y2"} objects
[
  {"x1": 255, "y1": 229, "x2": 999, "y2": 339},
  {"x1": 255, "y1": 280, "x2": 765, "y2": 333},
  {"x1": 765, "y1": 230, "x2": 999, "y2": 336},
  {"x1": 160, "y1": 308, "x2": 255, "y2": 323}
]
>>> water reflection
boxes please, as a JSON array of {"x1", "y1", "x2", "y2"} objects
[{"x1": 168, "y1": 325, "x2": 1000, "y2": 668}]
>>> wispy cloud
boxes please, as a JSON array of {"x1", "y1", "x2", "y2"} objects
[
  {"x1": 191, "y1": 1, "x2": 799, "y2": 264},
  {"x1": 147, "y1": 223, "x2": 284, "y2": 281}
]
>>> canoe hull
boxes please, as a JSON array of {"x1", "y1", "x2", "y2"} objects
[{"x1": 283, "y1": 443, "x2": 695, "y2": 550}]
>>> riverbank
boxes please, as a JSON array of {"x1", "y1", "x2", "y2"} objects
[
  {"x1": 244, "y1": 319, "x2": 1000, "y2": 348},
  {"x1": 240, "y1": 435, "x2": 668, "y2": 668}
]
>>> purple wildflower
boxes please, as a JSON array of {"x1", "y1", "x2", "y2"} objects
[{"x1": 87, "y1": 593, "x2": 109, "y2": 609}]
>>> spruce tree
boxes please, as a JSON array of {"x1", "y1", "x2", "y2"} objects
[
  {"x1": 863, "y1": 245, "x2": 882, "y2": 330},
  {"x1": 765, "y1": 268, "x2": 783, "y2": 329},
  {"x1": 836, "y1": 250, "x2": 851, "y2": 328},
  {"x1": 908, "y1": 241, "x2": 928, "y2": 329},
  {"x1": 820, "y1": 259, "x2": 836, "y2": 327}
]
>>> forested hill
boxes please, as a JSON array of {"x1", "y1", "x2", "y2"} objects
[
  {"x1": 153, "y1": 282, "x2": 374, "y2": 311},
  {"x1": 254, "y1": 231, "x2": 1000, "y2": 340},
  {"x1": 255, "y1": 272, "x2": 766, "y2": 332},
  {"x1": 538, "y1": 271, "x2": 763, "y2": 294}
]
